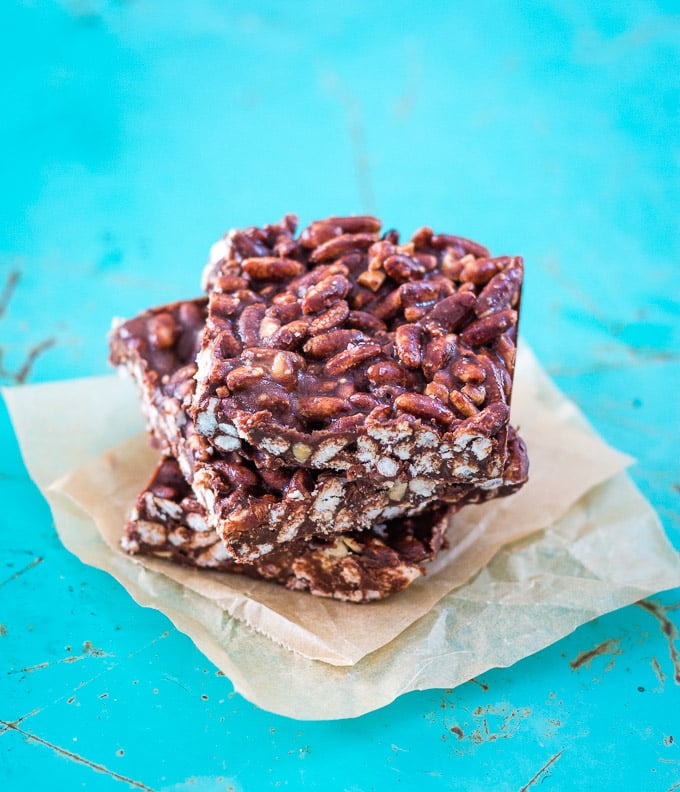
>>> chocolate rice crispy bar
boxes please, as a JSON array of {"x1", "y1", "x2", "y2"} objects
[
  {"x1": 192, "y1": 215, "x2": 523, "y2": 488},
  {"x1": 110, "y1": 298, "x2": 528, "y2": 562},
  {"x1": 123, "y1": 456, "x2": 451, "y2": 602}
]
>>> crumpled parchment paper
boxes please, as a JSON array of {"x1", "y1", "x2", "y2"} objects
[{"x1": 4, "y1": 344, "x2": 680, "y2": 719}]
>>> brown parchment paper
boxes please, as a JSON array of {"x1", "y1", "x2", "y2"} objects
[{"x1": 4, "y1": 345, "x2": 680, "y2": 719}]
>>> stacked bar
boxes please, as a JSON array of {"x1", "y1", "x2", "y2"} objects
[{"x1": 110, "y1": 215, "x2": 528, "y2": 602}]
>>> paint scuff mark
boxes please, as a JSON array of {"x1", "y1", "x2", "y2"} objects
[
  {"x1": 0, "y1": 709, "x2": 41, "y2": 735},
  {"x1": 469, "y1": 677, "x2": 489, "y2": 691},
  {"x1": 9, "y1": 338, "x2": 57, "y2": 384},
  {"x1": 569, "y1": 638, "x2": 623, "y2": 671},
  {"x1": 162, "y1": 674, "x2": 191, "y2": 693},
  {"x1": 651, "y1": 656, "x2": 666, "y2": 691},
  {"x1": 0, "y1": 556, "x2": 44, "y2": 588},
  {"x1": 446, "y1": 703, "x2": 532, "y2": 746},
  {"x1": 0, "y1": 720, "x2": 155, "y2": 791},
  {"x1": 0, "y1": 270, "x2": 19, "y2": 319},
  {"x1": 0, "y1": 624, "x2": 7, "y2": 636},
  {"x1": 320, "y1": 73, "x2": 376, "y2": 215},
  {"x1": 542, "y1": 718, "x2": 562, "y2": 740},
  {"x1": 471, "y1": 704, "x2": 531, "y2": 744},
  {"x1": 393, "y1": 39, "x2": 422, "y2": 120},
  {"x1": 8, "y1": 641, "x2": 113, "y2": 675},
  {"x1": 636, "y1": 599, "x2": 680, "y2": 684},
  {"x1": 81, "y1": 640, "x2": 108, "y2": 658},
  {"x1": 518, "y1": 751, "x2": 563, "y2": 791},
  {"x1": 0, "y1": 270, "x2": 57, "y2": 384}
]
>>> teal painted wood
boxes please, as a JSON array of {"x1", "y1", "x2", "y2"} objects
[{"x1": 1, "y1": 1, "x2": 679, "y2": 789}]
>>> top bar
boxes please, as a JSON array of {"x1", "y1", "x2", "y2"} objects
[{"x1": 192, "y1": 216, "x2": 523, "y2": 487}]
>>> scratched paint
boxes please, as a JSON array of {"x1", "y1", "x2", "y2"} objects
[
  {"x1": 440, "y1": 701, "x2": 533, "y2": 747},
  {"x1": 320, "y1": 72, "x2": 376, "y2": 216},
  {"x1": 636, "y1": 600, "x2": 680, "y2": 684},
  {"x1": 0, "y1": 720, "x2": 154, "y2": 791},
  {"x1": 651, "y1": 656, "x2": 666, "y2": 692},
  {"x1": 0, "y1": 270, "x2": 19, "y2": 320},
  {"x1": 8, "y1": 641, "x2": 113, "y2": 676},
  {"x1": 0, "y1": 270, "x2": 56, "y2": 385},
  {"x1": 0, "y1": 556, "x2": 44, "y2": 589},
  {"x1": 569, "y1": 638, "x2": 624, "y2": 672},
  {"x1": 517, "y1": 751, "x2": 563, "y2": 792}
]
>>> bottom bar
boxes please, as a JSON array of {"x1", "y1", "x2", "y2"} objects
[{"x1": 123, "y1": 457, "x2": 451, "y2": 602}]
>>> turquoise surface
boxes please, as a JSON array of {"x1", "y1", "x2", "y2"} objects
[{"x1": 1, "y1": 1, "x2": 679, "y2": 789}]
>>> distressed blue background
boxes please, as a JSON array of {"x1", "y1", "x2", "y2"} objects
[{"x1": 1, "y1": 1, "x2": 679, "y2": 789}]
